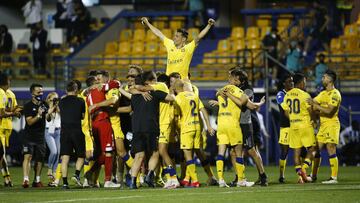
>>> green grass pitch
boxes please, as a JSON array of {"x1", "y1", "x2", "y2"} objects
[{"x1": 1, "y1": 166, "x2": 359, "y2": 203}]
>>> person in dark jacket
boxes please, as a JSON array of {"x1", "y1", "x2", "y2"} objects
[
  {"x1": 30, "y1": 22, "x2": 47, "y2": 74},
  {"x1": 0, "y1": 25, "x2": 13, "y2": 54}
]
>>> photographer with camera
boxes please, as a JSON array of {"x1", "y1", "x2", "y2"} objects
[
  {"x1": 22, "y1": 83, "x2": 51, "y2": 188},
  {"x1": 44, "y1": 92, "x2": 60, "y2": 186}
]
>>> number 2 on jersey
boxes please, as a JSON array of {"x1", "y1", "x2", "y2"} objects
[
  {"x1": 190, "y1": 100, "x2": 197, "y2": 116},
  {"x1": 286, "y1": 98, "x2": 300, "y2": 114}
]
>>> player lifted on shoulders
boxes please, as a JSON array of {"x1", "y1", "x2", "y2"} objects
[
  {"x1": 307, "y1": 69, "x2": 341, "y2": 184},
  {"x1": 141, "y1": 17, "x2": 215, "y2": 80}
]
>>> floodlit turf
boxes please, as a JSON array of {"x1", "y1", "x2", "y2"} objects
[{"x1": 1, "y1": 166, "x2": 359, "y2": 203}]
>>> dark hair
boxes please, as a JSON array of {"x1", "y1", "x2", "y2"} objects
[
  {"x1": 169, "y1": 72, "x2": 181, "y2": 79},
  {"x1": 293, "y1": 73, "x2": 305, "y2": 86},
  {"x1": 134, "y1": 75, "x2": 144, "y2": 85},
  {"x1": 157, "y1": 73, "x2": 170, "y2": 87},
  {"x1": 66, "y1": 81, "x2": 78, "y2": 92},
  {"x1": 141, "y1": 71, "x2": 156, "y2": 82},
  {"x1": 73, "y1": 79, "x2": 82, "y2": 90},
  {"x1": 86, "y1": 76, "x2": 97, "y2": 87},
  {"x1": 325, "y1": 69, "x2": 337, "y2": 82},
  {"x1": 129, "y1": 65, "x2": 143, "y2": 74},
  {"x1": 99, "y1": 70, "x2": 109, "y2": 78},
  {"x1": 88, "y1": 70, "x2": 100, "y2": 76},
  {"x1": 0, "y1": 24, "x2": 8, "y2": 33},
  {"x1": 177, "y1": 28, "x2": 189, "y2": 39},
  {"x1": 0, "y1": 73, "x2": 9, "y2": 86},
  {"x1": 278, "y1": 73, "x2": 293, "y2": 91},
  {"x1": 30, "y1": 83, "x2": 43, "y2": 93}
]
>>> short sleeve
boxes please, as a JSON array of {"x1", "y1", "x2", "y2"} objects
[
  {"x1": 23, "y1": 103, "x2": 33, "y2": 118},
  {"x1": 163, "y1": 37, "x2": 173, "y2": 49},
  {"x1": 199, "y1": 99, "x2": 204, "y2": 109},
  {"x1": 186, "y1": 40, "x2": 196, "y2": 54},
  {"x1": 330, "y1": 91, "x2": 341, "y2": 107},
  {"x1": 276, "y1": 91, "x2": 285, "y2": 104},
  {"x1": 233, "y1": 87, "x2": 243, "y2": 98}
]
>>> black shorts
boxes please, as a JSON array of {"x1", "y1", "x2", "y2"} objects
[
  {"x1": 60, "y1": 127, "x2": 85, "y2": 158},
  {"x1": 23, "y1": 141, "x2": 46, "y2": 162},
  {"x1": 241, "y1": 123, "x2": 255, "y2": 150},
  {"x1": 131, "y1": 132, "x2": 159, "y2": 154}
]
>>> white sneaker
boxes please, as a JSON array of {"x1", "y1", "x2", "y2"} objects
[
  {"x1": 171, "y1": 179, "x2": 180, "y2": 188},
  {"x1": 322, "y1": 177, "x2": 338, "y2": 184},
  {"x1": 237, "y1": 180, "x2": 255, "y2": 187},
  {"x1": 104, "y1": 181, "x2": 121, "y2": 188},
  {"x1": 83, "y1": 178, "x2": 90, "y2": 188},
  {"x1": 219, "y1": 179, "x2": 229, "y2": 188},
  {"x1": 163, "y1": 180, "x2": 172, "y2": 189}
]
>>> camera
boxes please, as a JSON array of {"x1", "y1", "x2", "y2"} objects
[
  {"x1": 52, "y1": 98, "x2": 59, "y2": 105},
  {"x1": 39, "y1": 101, "x2": 48, "y2": 113}
]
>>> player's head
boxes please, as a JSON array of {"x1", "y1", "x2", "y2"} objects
[
  {"x1": 128, "y1": 65, "x2": 143, "y2": 76},
  {"x1": 97, "y1": 70, "x2": 110, "y2": 83},
  {"x1": 73, "y1": 79, "x2": 82, "y2": 91},
  {"x1": 0, "y1": 72, "x2": 10, "y2": 89},
  {"x1": 322, "y1": 69, "x2": 337, "y2": 87},
  {"x1": 174, "y1": 29, "x2": 188, "y2": 46},
  {"x1": 173, "y1": 79, "x2": 185, "y2": 94},
  {"x1": 293, "y1": 73, "x2": 306, "y2": 90},
  {"x1": 318, "y1": 53, "x2": 325, "y2": 63},
  {"x1": 134, "y1": 75, "x2": 144, "y2": 85},
  {"x1": 228, "y1": 69, "x2": 241, "y2": 86},
  {"x1": 30, "y1": 83, "x2": 43, "y2": 100},
  {"x1": 237, "y1": 69, "x2": 249, "y2": 88},
  {"x1": 169, "y1": 72, "x2": 181, "y2": 88},
  {"x1": 66, "y1": 80, "x2": 79, "y2": 93},
  {"x1": 141, "y1": 70, "x2": 157, "y2": 85},
  {"x1": 157, "y1": 73, "x2": 170, "y2": 88},
  {"x1": 46, "y1": 92, "x2": 59, "y2": 106},
  {"x1": 281, "y1": 73, "x2": 294, "y2": 91},
  {"x1": 88, "y1": 70, "x2": 100, "y2": 77},
  {"x1": 86, "y1": 76, "x2": 97, "y2": 87}
]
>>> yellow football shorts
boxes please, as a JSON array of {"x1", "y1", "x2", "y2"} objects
[
  {"x1": 180, "y1": 130, "x2": 200, "y2": 149},
  {"x1": 289, "y1": 127, "x2": 316, "y2": 149},
  {"x1": 217, "y1": 126, "x2": 242, "y2": 146},
  {"x1": 0, "y1": 129, "x2": 12, "y2": 147},
  {"x1": 159, "y1": 124, "x2": 176, "y2": 144},
  {"x1": 278, "y1": 127, "x2": 290, "y2": 145},
  {"x1": 112, "y1": 124, "x2": 125, "y2": 140},
  {"x1": 316, "y1": 124, "x2": 340, "y2": 144}
]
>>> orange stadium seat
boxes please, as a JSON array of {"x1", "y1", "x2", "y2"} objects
[
  {"x1": 188, "y1": 28, "x2": 199, "y2": 41},
  {"x1": 230, "y1": 27, "x2": 245, "y2": 39},
  {"x1": 15, "y1": 43, "x2": 30, "y2": 54},
  {"x1": 344, "y1": 24, "x2": 358, "y2": 36},
  {"x1": 132, "y1": 41, "x2": 145, "y2": 54},
  {"x1": 247, "y1": 39, "x2": 261, "y2": 50},
  {"x1": 118, "y1": 41, "x2": 131, "y2": 55},
  {"x1": 105, "y1": 42, "x2": 118, "y2": 54},
  {"x1": 103, "y1": 54, "x2": 117, "y2": 65},
  {"x1": 217, "y1": 39, "x2": 230, "y2": 52},
  {"x1": 133, "y1": 29, "x2": 146, "y2": 41},
  {"x1": 278, "y1": 19, "x2": 292, "y2": 27},
  {"x1": 330, "y1": 38, "x2": 342, "y2": 51},
  {"x1": 231, "y1": 39, "x2": 246, "y2": 51},
  {"x1": 144, "y1": 42, "x2": 158, "y2": 65},
  {"x1": 90, "y1": 54, "x2": 103, "y2": 65},
  {"x1": 153, "y1": 16, "x2": 168, "y2": 29},
  {"x1": 161, "y1": 28, "x2": 173, "y2": 39},
  {"x1": 246, "y1": 27, "x2": 260, "y2": 40},
  {"x1": 169, "y1": 16, "x2": 185, "y2": 29},
  {"x1": 289, "y1": 26, "x2": 301, "y2": 39},
  {"x1": 119, "y1": 29, "x2": 132, "y2": 42},
  {"x1": 117, "y1": 53, "x2": 130, "y2": 66},
  {"x1": 257, "y1": 19, "x2": 271, "y2": 27},
  {"x1": 260, "y1": 26, "x2": 271, "y2": 39},
  {"x1": 202, "y1": 52, "x2": 216, "y2": 64},
  {"x1": 217, "y1": 52, "x2": 231, "y2": 64},
  {"x1": 146, "y1": 29, "x2": 158, "y2": 42}
]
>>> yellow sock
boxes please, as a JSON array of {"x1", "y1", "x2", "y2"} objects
[
  {"x1": 312, "y1": 157, "x2": 321, "y2": 176},
  {"x1": 235, "y1": 157, "x2": 245, "y2": 181},
  {"x1": 188, "y1": 163, "x2": 198, "y2": 182},
  {"x1": 302, "y1": 158, "x2": 311, "y2": 173},
  {"x1": 185, "y1": 165, "x2": 191, "y2": 181},
  {"x1": 216, "y1": 160, "x2": 224, "y2": 180},
  {"x1": 279, "y1": 159, "x2": 286, "y2": 177},
  {"x1": 329, "y1": 156, "x2": 338, "y2": 178},
  {"x1": 55, "y1": 163, "x2": 62, "y2": 180},
  {"x1": 83, "y1": 160, "x2": 94, "y2": 174},
  {"x1": 126, "y1": 157, "x2": 133, "y2": 168}
]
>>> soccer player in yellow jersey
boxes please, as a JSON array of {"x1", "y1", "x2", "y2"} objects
[
  {"x1": 0, "y1": 73, "x2": 21, "y2": 187},
  {"x1": 281, "y1": 73, "x2": 317, "y2": 183},
  {"x1": 307, "y1": 70, "x2": 341, "y2": 184},
  {"x1": 141, "y1": 17, "x2": 215, "y2": 80},
  {"x1": 213, "y1": 69, "x2": 264, "y2": 187}
]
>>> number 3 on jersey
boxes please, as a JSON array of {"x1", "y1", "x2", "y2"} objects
[
  {"x1": 190, "y1": 100, "x2": 197, "y2": 116},
  {"x1": 286, "y1": 98, "x2": 300, "y2": 114}
]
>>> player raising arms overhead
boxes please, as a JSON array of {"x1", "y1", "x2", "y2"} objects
[{"x1": 141, "y1": 17, "x2": 215, "y2": 80}]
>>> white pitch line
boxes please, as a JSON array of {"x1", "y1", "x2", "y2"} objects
[{"x1": 23, "y1": 185, "x2": 360, "y2": 203}]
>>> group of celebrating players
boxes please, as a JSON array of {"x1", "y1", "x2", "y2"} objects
[{"x1": 0, "y1": 16, "x2": 341, "y2": 189}]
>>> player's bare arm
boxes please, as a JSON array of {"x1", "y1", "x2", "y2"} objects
[
  {"x1": 200, "y1": 107, "x2": 215, "y2": 136},
  {"x1": 88, "y1": 97, "x2": 118, "y2": 113},
  {"x1": 141, "y1": 17, "x2": 165, "y2": 41},
  {"x1": 119, "y1": 86, "x2": 132, "y2": 99},
  {"x1": 194, "y1": 18, "x2": 215, "y2": 45},
  {"x1": 307, "y1": 98, "x2": 337, "y2": 117},
  {"x1": 208, "y1": 100, "x2": 219, "y2": 106},
  {"x1": 246, "y1": 96, "x2": 266, "y2": 110},
  {"x1": 117, "y1": 105, "x2": 132, "y2": 113},
  {"x1": 225, "y1": 91, "x2": 249, "y2": 107}
]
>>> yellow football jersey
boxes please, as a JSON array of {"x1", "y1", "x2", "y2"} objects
[
  {"x1": 281, "y1": 88, "x2": 312, "y2": 129},
  {"x1": 163, "y1": 37, "x2": 196, "y2": 79},
  {"x1": 105, "y1": 88, "x2": 121, "y2": 125},
  {"x1": 192, "y1": 84, "x2": 199, "y2": 97},
  {"x1": 217, "y1": 85, "x2": 243, "y2": 128},
  {"x1": 175, "y1": 91, "x2": 201, "y2": 133},
  {"x1": 0, "y1": 89, "x2": 6, "y2": 129},
  {"x1": 79, "y1": 90, "x2": 91, "y2": 139},
  {"x1": 314, "y1": 88, "x2": 341, "y2": 125},
  {"x1": 151, "y1": 82, "x2": 174, "y2": 126},
  {"x1": 1, "y1": 89, "x2": 18, "y2": 129}
]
